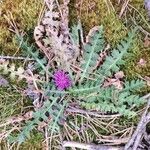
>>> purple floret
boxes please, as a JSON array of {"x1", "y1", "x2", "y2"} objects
[{"x1": 53, "y1": 70, "x2": 72, "y2": 90}]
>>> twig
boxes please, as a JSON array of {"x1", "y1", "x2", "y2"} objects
[
  {"x1": 103, "y1": 0, "x2": 115, "y2": 14},
  {"x1": 63, "y1": 141, "x2": 123, "y2": 150},
  {"x1": 97, "y1": 137, "x2": 129, "y2": 145},
  {"x1": 0, "y1": 127, "x2": 19, "y2": 140},
  {"x1": 0, "y1": 111, "x2": 33, "y2": 128},
  {"x1": 138, "y1": 26, "x2": 150, "y2": 36},
  {"x1": 142, "y1": 93, "x2": 150, "y2": 99},
  {"x1": 44, "y1": 127, "x2": 49, "y2": 150},
  {"x1": 129, "y1": 15, "x2": 150, "y2": 36},
  {"x1": 0, "y1": 55, "x2": 34, "y2": 61},
  {"x1": 124, "y1": 99, "x2": 150, "y2": 150},
  {"x1": 66, "y1": 107, "x2": 121, "y2": 118},
  {"x1": 127, "y1": 3, "x2": 150, "y2": 30},
  {"x1": 119, "y1": 0, "x2": 130, "y2": 18}
]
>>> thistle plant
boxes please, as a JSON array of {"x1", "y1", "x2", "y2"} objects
[
  {"x1": 53, "y1": 70, "x2": 72, "y2": 90},
  {"x1": 0, "y1": 0, "x2": 146, "y2": 146}
]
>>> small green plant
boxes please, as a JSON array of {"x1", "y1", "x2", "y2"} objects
[
  {"x1": 0, "y1": 0, "x2": 146, "y2": 146},
  {"x1": 3, "y1": 24, "x2": 145, "y2": 144}
]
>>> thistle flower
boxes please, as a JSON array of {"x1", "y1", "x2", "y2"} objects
[{"x1": 53, "y1": 70, "x2": 72, "y2": 90}]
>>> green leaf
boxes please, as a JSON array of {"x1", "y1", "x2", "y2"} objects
[
  {"x1": 80, "y1": 26, "x2": 105, "y2": 82},
  {"x1": 98, "y1": 29, "x2": 136, "y2": 77},
  {"x1": 123, "y1": 79, "x2": 145, "y2": 92}
]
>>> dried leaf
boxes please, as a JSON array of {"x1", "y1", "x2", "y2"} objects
[
  {"x1": 38, "y1": 122, "x2": 48, "y2": 132},
  {"x1": 0, "y1": 59, "x2": 5, "y2": 63},
  {"x1": 112, "y1": 80, "x2": 123, "y2": 90},
  {"x1": 0, "y1": 75, "x2": 9, "y2": 87},
  {"x1": 144, "y1": 37, "x2": 150, "y2": 47},
  {"x1": 23, "y1": 111, "x2": 33, "y2": 120},
  {"x1": 114, "y1": 71, "x2": 124, "y2": 79},
  {"x1": 86, "y1": 26, "x2": 100, "y2": 43},
  {"x1": 24, "y1": 81, "x2": 41, "y2": 101},
  {"x1": 137, "y1": 58, "x2": 147, "y2": 67},
  {"x1": 144, "y1": 76, "x2": 150, "y2": 86},
  {"x1": 34, "y1": 0, "x2": 79, "y2": 63},
  {"x1": 103, "y1": 78, "x2": 123, "y2": 90}
]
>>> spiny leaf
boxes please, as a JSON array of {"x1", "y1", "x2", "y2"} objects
[
  {"x1": 69, "y1": 80, "x2": 101, "y2": 95},
  {"x1": 71, "y1": 21, "x2": 84, "y2": 46},
  {"x1": 16, "y1": 35, "x2": 49, "y2": 75},
  {"x1": 123, "y1": 79, "x2": 145, "y2": 92},
  {"x1": 13, "y1": 96, "x2": 67, "y2": 144},
  {"x1": 80, "y1": 26, "x2": 105, "y2": 82},
  {"x1": 98, "y1": 29, "x2": 136, "y2": 77}
]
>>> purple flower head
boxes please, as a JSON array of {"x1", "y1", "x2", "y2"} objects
[{"x1": 53, "y1": 70, "x2": 72, "y2": 90}]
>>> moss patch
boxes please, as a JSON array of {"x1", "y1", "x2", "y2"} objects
[
  {"x1": 19, "y1": 132, "x2": 44, "y2": 150},
  {"x1": 0, "y1": 0, "x2": 43, "y2": 55},
  {"x1": 70, "y1": 0, "x2": 127, "y2": 45},
  {"x1": 0, "y1": 86, "x2": 24, "y2": 122},
  {"x1": 0, "y1": 132, "x2": 44, "y2": 150}
]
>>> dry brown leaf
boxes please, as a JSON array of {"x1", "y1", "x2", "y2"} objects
[
  {"x1": 86, "y1": 26, "x2": 100, "y2": 43},
  {"x1": 137, "y1": 58, "x2": 147, "y2": 67},
  {"x1": 103, "y1": 78, "x2": 116, "y2": 87},
  {"x1": 0, "y1": 59, "x2": 5, "y2": 63},
  {"x1": 114, "y1": 71, "x2": 124, "y2": 79},
  {"x1": 144, "y1": 37, "x2": 150, "y2": 47},
  {"x1": 111, "y1": 80, "x2": 123, "y2": 90},
  {"x1": 103, "y1": 78, "x2": 123, "y2": 90},
  {"x1": 23, "y1": 111, "x2": 33, "y2": 120},
  {"x1": 34, "y1": 0, "x2": 79, "y2": 64},
  {"x1": 144, "y1": 76, "x2": 150, "y2": 86},
  {"x1": 38, "y1": 122, "x2": 48, "y2": 132}
]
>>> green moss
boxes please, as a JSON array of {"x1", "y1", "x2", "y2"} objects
[
  {"x1": 70, "y1": 0, "x2": 127, "y2": 45},
  {"x1": 124, "y1": 38, "x2": 150, "y2": 77},
  {"x1": 0, "y1": 0, "x2": 43, "y2": 55},
  {"x1": 0, "y1": 131, "x2": 44, "y2": 150},
  {"x1": 19, "y1": 131, "x2": 44, "y2": 150},
  {"x1": 117, "y1": 115, "x2": 139, "y2": 127},
  {"x1": 0, "y1": 84, "x2": 42, "y2": 149},
  {"x1": 120, "y1": 0, "x2": 150, "y2": 92},
  {"x1": 124, "y1": 36, "x2": 150, "y2": 93},
  {"x1": 0, "y1": 86, "x2": 24, "y2": 122}
]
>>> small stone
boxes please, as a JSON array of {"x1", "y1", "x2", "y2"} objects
[
  {"x1": 137, "y1": 58, "x2": 147, "y2": 67},
  {"x1": 0, "y1": 75, "x2": 9, "y2": 87}
]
